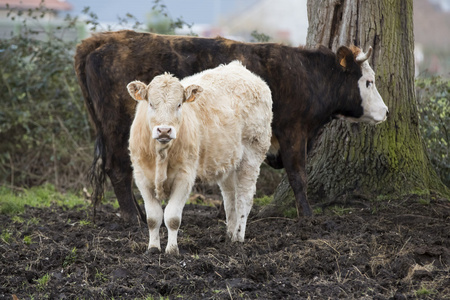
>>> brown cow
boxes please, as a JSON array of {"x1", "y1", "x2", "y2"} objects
[{"x1": 74, "y1": 30, "x2": 388, "y2": 223}]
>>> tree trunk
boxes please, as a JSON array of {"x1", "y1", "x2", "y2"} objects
[{"x1": 263, "y1": 0, "x2": 449, "y2": 217}]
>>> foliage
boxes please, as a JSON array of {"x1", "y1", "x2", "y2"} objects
[
  {"x1": 415, "y1": 285, "x2": 436, "y2": 296},
  {"x1": 0, "y1": 184, "x2": 86, "y2": 215},
  {"x1": 283, "y1": 207, "x2": 298, "y2": 218},
  {"x1": 23, "y1": 235, "x2": 32, "y2": 245},
  {"x1": 0, "y1": 6, "x2": 93, "y2": 190},
  {"x1": 1, "y1": 230, "x2": 12, "y2": 244},
  {"x1": 150, "y1": 0, "x2": 195, "y2": 35},
  {"x1": 253, "y1": 195, "x2": 273, "y2": 206},
  {"x1": 63, "y1": 247, "x2": 78, "y2": 268},
  {"x1": 0, "y1": 2, "x2": 200, "y2": 195},
  {"x1": 81, "y1": 7, "x2": 143, "y2": 32},
  {"x1": 250, "y1": 30, "x2": 271, "y2": 42},
  {"x1": 146, "y1": 9, "x2": 174, "y2": 34},
  {"x1": 35, "y1": 273, "x2": 50, "y2": 291},
  {"x1": 416, "y1": 77, "x2": 450, "y2": 187}
]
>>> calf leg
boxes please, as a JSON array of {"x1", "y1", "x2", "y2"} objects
[
  {"x1": 134, "y1": 168, "x2": 163, "y2": 253},
  {"x1": 144, "y1": 195, "x2": 163, "y2": 253},
  {"x1": 218, "y1": 172, "x2": 238, "y2": 240},
  {"x1": 164, "y1": 173, "x2": 193, "y2": 255},
  {"x1": 232, "y1": 154, "x2": 260, "y2": 242}
]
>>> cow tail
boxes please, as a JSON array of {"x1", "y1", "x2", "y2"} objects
[
  {"x1": 88, "y1": 132, "x2": 106, "y2": 210},
  {"x1": 74, "y1": 34, "x2": 108, "y2": 216}
]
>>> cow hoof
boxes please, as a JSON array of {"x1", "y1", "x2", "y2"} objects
[
  {"x1": 225, "y1": 234, "x2": 244, "y2": 244},
  {"x1": 165, "y1": 245, "x2": 180, "y2": 256},
  {"x1": 145, "y1": 247, "x2": 161, "y2": 255}
]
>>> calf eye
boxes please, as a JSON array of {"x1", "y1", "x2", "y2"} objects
[
  {"x1": 366, "y1": 80, "x2": 373, "y2": 88},
  {"x1": 177, "y1": 103, "x2": 182, "y2": 109}
]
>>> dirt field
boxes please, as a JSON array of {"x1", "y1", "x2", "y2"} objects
[{"x1": 1, "y1": 194, "x2": 449, "y2": 299}]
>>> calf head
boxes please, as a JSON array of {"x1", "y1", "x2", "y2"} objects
[
  {"x1": 127, "y1": 74, "x2": 203, "y2": 145},
  {"x1": 336, "y1": 46, "x2": 389, "y2": 124}
]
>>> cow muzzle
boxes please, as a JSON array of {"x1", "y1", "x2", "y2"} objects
[
  {"x1": 152, "y1": 125, "x2": 176, "y2": 144},
  {"x1": 366, "y1": 104, "x2": 389, "y2": 125}
]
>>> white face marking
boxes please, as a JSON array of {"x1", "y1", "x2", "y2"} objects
[
  {"x1": 146, "y1": 75, "x2": 185, "y2": 144},
  {"x1": 355, "y1": 53, "x2": 389, "y2": 124}
]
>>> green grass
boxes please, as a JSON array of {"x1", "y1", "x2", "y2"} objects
[
  {"x1": 0, "y1": 184, "x2": 86, "y2": 215},
  {"x1": 283, "y1": 207, "x2": 298, "y2": 218},
  {"x1": 253, "y1": 195, "x2": 273, "y2": 206},
  {"x1": 95, "y1": 268, "x2": 108, "y2": 282},
  {"x1": 79, "y1": 219, "x2": 91, "y2": 226},
  {"x1": 142, "y1": 296, "x2": 169, "y2": 300},
  {"x1": 418, "y1": 198, "x2": 431, "y2": 205},
  {"x1": 11, "y1": 215, "x2": 24, "y2": 223},
  {"x1": 23, "y1": 235, "x2": 32, "y2": 245},
  {"x1": 313, "y1": 207, "x2": 323, "y2": 214},
  {"x1": 63, "y1": 247, "x2": 78, "y2": 268},
  {"x1": 329, "y1": 205, "x2": 354, "y2": 216},
  {"x1": 35, "y1": 273, "x2": 50, "y2": 291},
  {"x1": 415, "y1": 286, "x2": 436, "y2": 296},
  {"x1": 1, "y1": 230, "x2": 12, "y2": 244}
]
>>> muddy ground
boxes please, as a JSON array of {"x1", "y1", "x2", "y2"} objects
[{"x1": 1, "y1": 193, "x2": 449, "y2": 300}]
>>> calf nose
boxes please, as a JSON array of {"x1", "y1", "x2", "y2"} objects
[
  {"x1": 153, "y1": 125, "x2": 176, "y2": 144},
  {"x1": 157, "y1": 127, "x2": 171, "y2": 136}
]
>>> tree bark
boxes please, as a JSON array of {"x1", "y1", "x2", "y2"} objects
[{"x1": 264, "y1": 0, "x2": 449, "y2": 217}]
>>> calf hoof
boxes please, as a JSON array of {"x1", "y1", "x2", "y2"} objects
[
  {"x1": 145, "y1": 247, "x2": 161, "y2": 255},
  {"x1": 231, "y1": 236, "x2": 245, "y2": 243},
  {"x1": 165, "y1": 245, "x2": 180, "y2": 256},
  {"x1": 226, "y1": 233, "x2": 245, "y2": 243}
]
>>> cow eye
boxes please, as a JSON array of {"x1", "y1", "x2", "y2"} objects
[
  {"x1": 177, "y1": 103, "x2": 182, "y2": 109},
  {"x1": 366, "y1": 80, "x2": 373, "y2": 88},
  {"x1": 149, "y1": 103, "x2": 153, "y2": 109}
]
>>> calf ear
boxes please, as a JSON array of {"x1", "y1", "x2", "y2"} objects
[
  {"x1": 127, "y1": 81, "x2": 148, "y2": 101},
  {"x1": 184, "y1": 84, "x2": 203, "y2": 103},
  {"x1": 336, "y1": 46, "x2": 354, "y2": 70}
]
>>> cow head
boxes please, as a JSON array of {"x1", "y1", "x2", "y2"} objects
[
  {"x1": 336, "y1": 46, "x2": 388, "y2": 124},
  {"x1": 127, "y1": 74, "x2": 203, "y2": 145}
]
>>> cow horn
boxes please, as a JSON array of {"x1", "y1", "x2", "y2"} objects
[{"x1": 356, "y1": 46, "x2": 373, "y2": 63}]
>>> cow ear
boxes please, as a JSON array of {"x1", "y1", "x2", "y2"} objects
[
  {"x1": 336, "y1": 46, "x2": 354, "y2": 70},
  {"x1": 127, "y1": 81, "x2": 148, "y2": 102},
  {"x1": 184, "y1": 84, "x2": 203, "y2": 103}
]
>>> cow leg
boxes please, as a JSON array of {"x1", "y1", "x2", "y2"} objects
[
  {"x1": 133, "y1": 170, "x2": 163, "y2": 253},
  {"x1": 278, "y1": 135, "x2": 313, "y2": 217},
  {"x1": 164, "y1": 173, "x2": 193, "y2": 255},
  {"x1": 107, "y1": 154, "x2": 145, "y2": 224},
  {"x1": 143, "y1": 195, "x2": 163, "y2": 254},
  {"x1": 232, "y1": 153, "x2": 260, "y2": 242},
  {"x1": 218, "y1": 172, "x2": 238, "y2": 240}
]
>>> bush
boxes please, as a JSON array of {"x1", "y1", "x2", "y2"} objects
[
  {"x1": 0, "y1": 8, "x2": 93, "y2": 190},
  {"x1": 0, "y1": 3, "x2": 191, "y2": 193},
  {"x1": 416, "y1": 77, "x2": 450, "y2": 187}
]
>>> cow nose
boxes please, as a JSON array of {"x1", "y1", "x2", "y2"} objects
[
  {"x1": 154, "y1": 125, "x2": 176, "y2": 143},
  {"x1": 157, "y1": 127, "x2": 171, "y2": 135}
]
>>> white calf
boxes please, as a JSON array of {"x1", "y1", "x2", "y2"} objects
[{"x1": 127, "y1": 61, "x2": 272, "y2": 255}]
